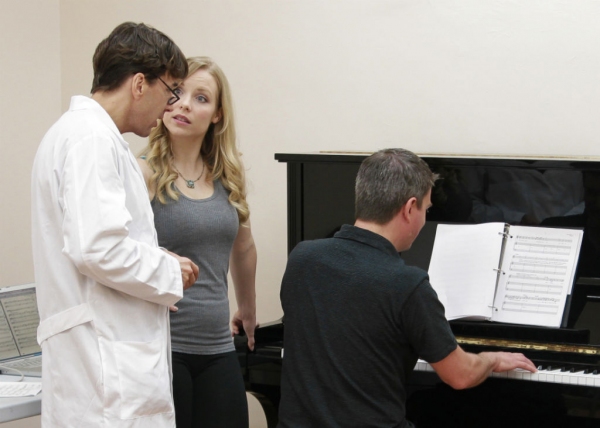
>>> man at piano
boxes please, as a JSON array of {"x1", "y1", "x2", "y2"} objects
[{"x1": 277, "y1": 148, "x2": 537, "y2": 428}]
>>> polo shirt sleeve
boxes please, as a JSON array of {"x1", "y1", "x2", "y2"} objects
[{"x1": 400, "y1": 279, "x2": 458, "y2": 364}]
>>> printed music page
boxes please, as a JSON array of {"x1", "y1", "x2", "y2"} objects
[
  {"x1": 0, "y1": 305, "x2": 19, "y2": 360},
  {"x1": 491, "y1": 226, "x2": 583, "y2": 327},
  {"x1": 428, "y1": 223, "x2": 506, "y2": 320},
  {"x1": 1, "y1": 292, "x2": 41, "y2": 355}
]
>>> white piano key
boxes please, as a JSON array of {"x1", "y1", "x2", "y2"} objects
[
  {"x1": 520, "y1": 371, "x2": 533, "y2": 381},
  {"x1": 508, "y1": 370, "x2": 523, "y2": 380},
  {"x1": 543, "y1": 369, "x2": 562, "y2": 384},
  {"x1": 570, "y1": 371, "x2": 585, "y2": 385}
]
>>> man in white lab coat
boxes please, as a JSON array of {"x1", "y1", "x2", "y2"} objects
[{"x1": 31, "y1": 22, "x2": 199, "y2": 427}]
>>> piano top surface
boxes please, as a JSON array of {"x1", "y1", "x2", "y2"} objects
[{"x1": 276, "y1": 151, "x2": 600, "y2": 164}]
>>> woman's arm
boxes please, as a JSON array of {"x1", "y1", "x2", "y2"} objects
[{"x1": 230, "y1": 223, "x2": 258, "y2": 350}]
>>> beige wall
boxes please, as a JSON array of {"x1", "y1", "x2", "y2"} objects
[
  {"x1": 1, "y1": 2, "x2": 59, "y2": 426},
  {"x1": 0, "y1": 0, "x2": 61, "y2": 289},
  {"x1": 56, "y1": 0, "x2": 600, "y2": 328},
  {"x1": 5, "y1": 1, "x2": 600, "y2": 427}
]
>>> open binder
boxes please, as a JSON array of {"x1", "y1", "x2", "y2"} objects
[{"x1": 427, "y1": 223, "x2": 583, "y2": 328}]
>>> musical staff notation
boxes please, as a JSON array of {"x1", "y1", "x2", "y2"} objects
[{"x1": 0, "y1": 289, "x2": 40, "y2": 359}]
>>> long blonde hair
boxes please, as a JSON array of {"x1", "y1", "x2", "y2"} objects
[{"x1": 142, "y1": 56, "x2": 250, "y2": 225}]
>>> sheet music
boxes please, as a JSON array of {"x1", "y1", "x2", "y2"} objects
[
  {"x1": 0, "y1": 289, "x2": 40, "y2": 359},
  {"x1": 0, "y1": 306, "x2": 19, "y2": 360},
  {"x1": 2, "y1": 293, "x2": 41, "y2": 356},
  {"x1": 491, "y1": 226, "x2": 583, "y2": 327},
  {"x1": 428, "y1": 223, "x2": 505, "y2": 320}
]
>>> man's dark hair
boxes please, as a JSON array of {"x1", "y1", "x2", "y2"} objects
[
  {"x1": 355, "y1": 148, "x2": 438, "y2": 224},
  {"x1": 91, "y1": 22, "x2": 188, "y2": 93}
]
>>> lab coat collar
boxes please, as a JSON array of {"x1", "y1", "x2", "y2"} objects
[{"x1": 69, "y1": 96, "x2": 129, "y2": 149}]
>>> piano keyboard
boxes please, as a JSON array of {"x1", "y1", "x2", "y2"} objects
[{"x1": 414, "y1": 359, "x2": 600, "y2": 388}]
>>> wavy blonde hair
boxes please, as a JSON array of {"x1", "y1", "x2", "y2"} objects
[{"x1": 141, "y1": 56, "x2": 250, "y2": 225}]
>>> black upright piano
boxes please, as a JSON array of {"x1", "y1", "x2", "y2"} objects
[{"x1": 236, "y1": 152, "x2": 600, "y2": 427}]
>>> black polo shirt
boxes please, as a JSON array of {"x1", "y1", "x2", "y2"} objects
[{"x1": 278, "y1": 224, "x2": 457, "y2": 428}]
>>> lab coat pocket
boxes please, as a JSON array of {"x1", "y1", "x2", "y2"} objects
[{"x1": 113, "y1": 338, "x2": 173, "y2": 419}]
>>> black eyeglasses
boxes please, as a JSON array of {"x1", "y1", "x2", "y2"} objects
[{"x1": 156, "y1": 76, "x2": 180, "y2": 105}]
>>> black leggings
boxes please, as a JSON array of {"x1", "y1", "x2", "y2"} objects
[{"x1": 172, "y1": 351, "x2": 249, "y2": 428}]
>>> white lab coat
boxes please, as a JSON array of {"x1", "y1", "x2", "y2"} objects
[{"x1": 31, "y1": 96, "x2": 183, "y2": 427}]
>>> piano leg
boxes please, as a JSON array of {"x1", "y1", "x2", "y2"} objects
[{"x1": 247, "y1": 386, "x2": 280, "y2": 428}]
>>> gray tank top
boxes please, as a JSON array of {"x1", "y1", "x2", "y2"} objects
[{"x1": 151, "y1": 181, "x2": 239, "y2": 354}]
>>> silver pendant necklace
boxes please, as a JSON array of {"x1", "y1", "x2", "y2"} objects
[{"x1": 173, "y1": 161, "x2": 205, "y2": 189}]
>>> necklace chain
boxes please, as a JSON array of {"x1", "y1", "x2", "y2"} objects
[{"x1": 173, "y1": 161, "x2": 205, "y2": 189}]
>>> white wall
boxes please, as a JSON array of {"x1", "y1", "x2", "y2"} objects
[{"x1": 4, "y1": 1, "x2": 600, "y2": 427}]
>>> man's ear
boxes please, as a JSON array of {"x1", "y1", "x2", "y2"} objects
[
  {"x1": 398, "y1": 198, "x2": 413, "y2": 222},
  {"x1": 131, "y1": 73, "x2": 146, "y2": 100},
  {"x1": 404, "y1": 197, "x2": 418, "y2": 220}
]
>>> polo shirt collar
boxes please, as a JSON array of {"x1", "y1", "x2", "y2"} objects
[{"x1": 334, "y1": 224, "x2": 400, "y2": 259}]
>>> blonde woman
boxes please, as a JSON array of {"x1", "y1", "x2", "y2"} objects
[{"x1": 138, "y1": 56, "x2": 256, "y2": 428}]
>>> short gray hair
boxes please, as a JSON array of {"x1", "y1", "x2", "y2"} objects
[{"x1": 355, "y1": 148, "x2": 438, "y2": 224}]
